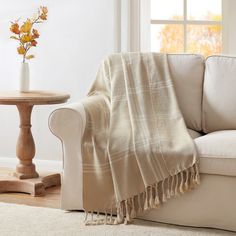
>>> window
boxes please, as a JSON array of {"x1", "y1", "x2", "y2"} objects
[{"x1": 150, "y1": 0, "x2": 222, "y2": 57}]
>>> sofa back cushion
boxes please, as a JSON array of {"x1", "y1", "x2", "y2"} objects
[
  {"x1": 203, "y1": 56, "x2": 236, "y2": 133},
  {"x1": 167, "y1": 54, "x2": 204, "y2": 131}
]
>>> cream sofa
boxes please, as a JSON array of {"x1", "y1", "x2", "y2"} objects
[{"x1": 49, "y1": 54, "x2": 236, "y2": 232}]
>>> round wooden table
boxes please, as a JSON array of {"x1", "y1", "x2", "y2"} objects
[{"x1": 0, "y1": 91, "x2": 70, "y2": 196}]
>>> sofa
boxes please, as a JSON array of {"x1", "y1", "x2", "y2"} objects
[{"x1": 49, "y1": 54, "x2": 236, "y2": 232}]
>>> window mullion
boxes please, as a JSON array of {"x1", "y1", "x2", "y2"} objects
[
  {"x1": 151, "y1": 20, "x2": 221, "y2": 25},
  {"x1": 184, "y1": 0, "x2": 187, "y2": 52}
]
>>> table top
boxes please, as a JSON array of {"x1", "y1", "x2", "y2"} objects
[{"x1": 0, "y1": 90, "x2": 70, "y2": 105}]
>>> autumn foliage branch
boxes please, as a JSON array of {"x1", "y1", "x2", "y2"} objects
[{"x1": 10, "y1": 6, "x2": 48, "y2": 63}]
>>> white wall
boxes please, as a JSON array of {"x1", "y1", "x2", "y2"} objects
[{"x1": 0, "y1": 0, "x2": 115, "y2": 162}]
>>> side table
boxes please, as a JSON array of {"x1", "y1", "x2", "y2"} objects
[{"x1": 0, "y1": 91, "x2": 70, "y2": 196}]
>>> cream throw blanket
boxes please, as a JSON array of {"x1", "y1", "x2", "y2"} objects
[{"x1": 81, "y1": 53, "x2": 200, "y2": 225}]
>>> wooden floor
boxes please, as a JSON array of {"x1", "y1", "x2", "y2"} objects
[{"x1": 0, "y1": 167, "x2": 61, "y2": 209}]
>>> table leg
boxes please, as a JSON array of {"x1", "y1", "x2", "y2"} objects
[
  {"x1": 0, "y1": 103, "x2": 61, "y2": 196},
  {"x1": 14, "y1": 104, "x2": 39, "y2": 179}
]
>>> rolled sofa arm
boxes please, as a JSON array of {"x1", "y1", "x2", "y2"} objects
[
  {"x1": 49, "y1": 102, "x2": 86, "y2": 210},
  {"x1": 49, "y1": 102, "x2": 86, "y2": 143}
]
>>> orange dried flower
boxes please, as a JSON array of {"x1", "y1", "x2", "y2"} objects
[
  {"x1": 20, "y1": 19, "x2": 32, "y2": 33},
  {"x1": 17, "y1": 46, "x2": 26, "y2": 55},
  {"x1": 32, "y1": 29, "x2": 40, "y2": 39},
  {"x1": 39, "y1": 14, "x2": 47, "y2": 20},
  {"x1": 39, "y1": 6, "x2": 48, "y2": 20},
  {"x1": 20, "y1": 34, "x2": 32, "y2": 43},
  {"x1": 10, "y1": 23, "x2": 20, "y2": 34},
  {"x1": 10, "y1": 6, "x2": 48, "y2": 62},
  {"x1": 31, "y1": 40, "x2": 37, "y2": 47},
  {"x1": 41, "y1": 6, "x2": 48, "y2": 15}
]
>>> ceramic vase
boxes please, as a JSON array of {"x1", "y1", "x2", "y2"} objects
[{"x1": 19, "y1": 62, "x2": 30, "y2": 92}]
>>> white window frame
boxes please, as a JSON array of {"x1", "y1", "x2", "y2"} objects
[
  {"x1": 115, "y1": 0, "x2": 230, "y2": 54},
  {"x1": 114, "y1": 0, "x2": 141, "y2": 52},
  {"x1": 150, "y1": 0, "x2": 222, "y2": 53}
]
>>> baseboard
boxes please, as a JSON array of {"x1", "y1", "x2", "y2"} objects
[{"x1": 0, "y1": 157, "x2": 63, "y2": 172}]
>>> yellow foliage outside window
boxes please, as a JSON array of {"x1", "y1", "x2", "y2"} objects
[{"x1": 154, "y1": 15, "x2": 222, "y2": 57}]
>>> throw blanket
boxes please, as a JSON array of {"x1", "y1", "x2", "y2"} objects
[{"x1": 81, "y1": 53, "x2": 200, "y2": 225}]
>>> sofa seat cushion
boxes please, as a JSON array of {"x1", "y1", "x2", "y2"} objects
[{"x1": 195, "y1": 130, "x2": 236, "y2": 177}]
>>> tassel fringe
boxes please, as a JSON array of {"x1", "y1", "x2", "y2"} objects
[{"x1": 84, "y1": 163, "x2": 200, "y2": 225}]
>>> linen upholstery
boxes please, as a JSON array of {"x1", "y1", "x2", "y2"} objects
[
  {"x1": 49, "y1": 102, "x2": 86, "y2": 210},
  {"x1": 195, "y1": 130, "x2": 236, "y2": 177},
  {"x1": 48, "y1": 52, "x2": 236, "y2": 231},
  {"x1": 203, "y1": 55, "x2": 236, "y2": 133},
  {"x1": 167, "y1": 54, "x2": 204, "y2": 132},
  {"x1": 140, "y1": 174, "x2": 236, "y2": 232},
  {"x1": 81, "y1": 53, "x2": 199, "y2": 224}
]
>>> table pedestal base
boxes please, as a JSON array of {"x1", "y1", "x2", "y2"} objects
[
  {"x1": 13, "y1": 171, "x2": 39, "y2": 180},
  {"x1": 0, "y1": 172, "x2": 61, "y2": 196}
]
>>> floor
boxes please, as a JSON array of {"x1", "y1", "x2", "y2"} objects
[{"x1": 0, "y1": 167, "x2": 60, "y2": 209}]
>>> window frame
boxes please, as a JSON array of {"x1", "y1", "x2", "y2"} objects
[
  {"x1": 115, "y1": 0, "x2": 229, "y2": 54},
  {"x1": 150, "y1": 0, "x2": 222, "y2": 53}
]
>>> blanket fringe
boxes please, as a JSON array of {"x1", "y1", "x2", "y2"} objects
[{"x1": 84, "y1": 163, "x2": 200, "y2": 225}]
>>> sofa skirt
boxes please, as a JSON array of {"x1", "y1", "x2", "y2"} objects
[{"x1": 138, "y1": 174, "x2": 236, "y2": 232}]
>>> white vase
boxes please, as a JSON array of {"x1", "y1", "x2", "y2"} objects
[{"x1": 19, "y1": 62, "x2": 30, "y2": 92}]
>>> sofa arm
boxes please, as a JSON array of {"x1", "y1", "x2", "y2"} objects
[
  {"x1": 49, "y1": 94, "x2": 106, "y2": 150},
  {"x1": 49, "y1": 95, "x2": 108, "y2": 210},
  {"x1": 49, "y1": 102, "x2": 86, "y2": 210},
  {"x1": 49, "y1": 102, "x2": 86, "y2": 143}
]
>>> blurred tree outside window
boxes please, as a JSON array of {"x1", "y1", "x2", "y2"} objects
[{"x1": 150, "y1": 0, "x2": 222, "y2": 57}]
